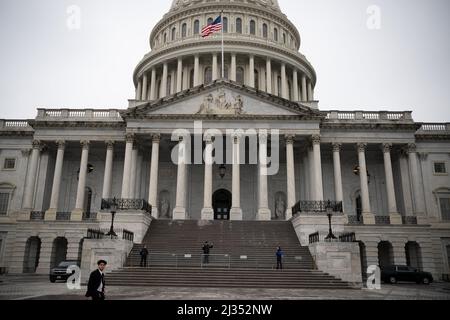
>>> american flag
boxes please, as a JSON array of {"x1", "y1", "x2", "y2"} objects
[{"x1": 201, "y1": 15, "x2": 222, "y2": 38}]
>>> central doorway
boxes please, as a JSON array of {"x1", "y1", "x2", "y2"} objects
[{"x1": 213, "y1": 189, "x2": 232, "y2": 220}]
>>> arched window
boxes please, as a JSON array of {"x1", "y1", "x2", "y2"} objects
[
  {"x1": 50, "y1": 237, "x2": 68, "y2": 269},
  {"x1": 283, "y1": 33, "x2": 286, "y2": 44},
  {"x1": 163, "y1": 33, "x2": 167, "y2": 43},
  {"x1": 189, "y1": 69, "x2": 195, "y2": 88},
  {"x1": 263, "y1": 23, "x2": 268, "y2": 38},
  {"x1": 274, "y1": 28, "x2": 278, "y2": 42},
  {"x1": 223, "y1": 17, "x2": 228, "y2": 33},
  {"x1": 254, "y1": 70, "x2": 259, "y2": 90},
  {"x1": 207, "y1": 17, "x2": 214, "y2": 25},
  {"x1": 236, "y1": 67, "x2": 244, "y2": 85},
  {"x1": 250, "y1": 20, "x2": 256, "y2": 35},
  {"x1": 171, "y1": 27, "x2": 176, "y2": 41},
  {"x1": 204, "y1": 67, "x2": 212, "y2": 84},
  {"x1": 194, "y1": 20, "x2": 200, "y2": 35},
  {"x1": 182, "y1": 23, "x2": 187, "y2": 38},
  {"x1": 236, "y1": 18, "x2": 242, "y2": 34}
]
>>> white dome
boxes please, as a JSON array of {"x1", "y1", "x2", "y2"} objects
[{"x1": 170, "y1": 0, "x2": 281, "y2": 13}]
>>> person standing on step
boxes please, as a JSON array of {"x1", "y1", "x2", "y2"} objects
[
  {"x1": 85, "y1": 260, "x2": 107, "y2": 301},
  {"x1": 140, "y1": 245, "x2": 149, "y2": 267},
  {"x1": 276, "y1": 247, "x2": 284, "y2": 270},
  {"x1": 202, "y1": 241, "x2": 214, "y2": 265}
]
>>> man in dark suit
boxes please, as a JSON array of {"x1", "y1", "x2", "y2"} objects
[
  {"x1": 85, "y1": 260, "x2": 107, "y2": 300},
  {"x1": 202, "y1": 241, "x2": 214, "y2": 264}
]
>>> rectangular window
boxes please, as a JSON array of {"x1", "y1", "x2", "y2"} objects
[
  {"x1": 440, "y1": 198, "x2": 450, "y2": 221},
  {"x1": 434, "y1": 162, "x2": 447, "y2": 174},
  {"x1": 3, "y1": 158, "x2": 16, "y2": 170},
  {"x1": 0, "y1": 193, "x2": 9, "y2": 215}
]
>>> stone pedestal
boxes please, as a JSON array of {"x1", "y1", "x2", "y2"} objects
[
  {"x1": 71, "y1": 209, "x2": 83, "y2": 222},
  {"x1": 44, "y1": 209, "x2": 57, "y2": 221},
  {"x1": 390, "y1": 212, "x2": 403, "y2": 225},
  {"x1": 230, "y1": 208, "x2": 243, "y2": 221},
  {"x1": 201, "y1": 208, "x2": 214, "y2": 221},
  {"x1": 173, "y1": 207, "x2": 187, "y2": 220},
  {"x1": 257, "y1": 208, "x2": 271, "y2": 221},
  {"x1": 362, "y1": 213, "x2": 375, "y2": 225}
]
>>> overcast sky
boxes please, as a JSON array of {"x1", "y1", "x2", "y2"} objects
[{"x1": 0, "y1": 0, "x2": 449, "y2": 122}]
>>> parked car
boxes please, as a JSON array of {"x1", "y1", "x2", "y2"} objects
[
  {"x1": 381, "y1": 265, "x2": 433, "y2": 284},
  {"x1": 49, "y1": 261, "x2": 79, "y2": 283}
]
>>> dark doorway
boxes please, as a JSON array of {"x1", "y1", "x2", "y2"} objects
[
  {"x1": 23, "y1": 237, "x2": 41, "y2": 273},
  {"x1": 213, "y1": 189, "x2": 232, "y2": 220},
  {"x1": 50, "y1": 237, "x2": 68, "y2": 268},
  {"x1": 378, "y1": 241, "x2": 394, "y2": 268}
]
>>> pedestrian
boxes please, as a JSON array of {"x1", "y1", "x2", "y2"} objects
[
  {"x1": 202, "y1": 241, "x2": 214, "y2": 264},
  {"x1": 276, "y1": 247, "x2": 284, "y2": 270},
  {"x1": 85, "y1": 260, "x2": 107, "y2": 300},
  {"x1": 140, "y1": 245, "x2": 149, "y2": 267}
]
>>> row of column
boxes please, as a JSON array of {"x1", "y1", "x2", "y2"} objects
[
  {"x1": 135, "y1": 54, "x2": 315, "y2": 102},
  {"x1": 24, "y1": 137, "x2": 425, "y2": 223}
]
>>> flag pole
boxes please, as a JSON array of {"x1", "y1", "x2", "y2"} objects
[{"x1": 221, "y1": 10, "x2": 224, "y2": 79}]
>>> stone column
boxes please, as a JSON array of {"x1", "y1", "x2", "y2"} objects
[
  {"x1": 176, "y1": 58, "x2": 183, "y2": 92},
  {"x1": 201, "y1": 135, "x2": 214, "y2": 220},
  {"x1": 102, "y1": 141, "x2": 114, "y2": 199},
  {"x1": 173, "y1": 137, "x2": 188, "y2": 220},
  {"x1": 129, "y1": 145, "x2": 139, "y2": 199},
  {"x1": 136, "y1": 79, "x2": 142, "y2": 100},
  {"x1": 230, "y1": 135, "x2": 243, "y2": 220},
  {"x1": 194, "y1": 55, "x2": 200, "y2": 86},
  {"x1": 148, "y1": 134, "x2": 160, "y2": 219},
  {"x1": 312, "y1": 135, "x2": 324, "y2": 201},
  {"x1": 285, "y1": 135, "x2": 296, "y2": 220},
  {"x1": 266, "y1": 58, "x2": 272, "y2": 94},
  {"x1": 149, "y1": 68, "x2": 157, "y2": 100},
  {"x1": 258, "y1": 133, "x2": 271, "y2": 220},
  {"x1": 407, "y1": 143, "x2": 427, "y2": 223},
  {"x1": 248, "y1": 55, "x2": 255, "y2": 88},
  {"x1": 308, "y1": 146, "x2": 315, "y2": 200},
  {"x1": 212, "y1": 54, "x2": 219, "y2": 81},
  {"x1": 307, "y1": 79, "x2": 314, "y2": 101},
  {"x1": 160, "y1": 62, "x2": 168, "y2": 98},
  {"x1": 121, "y1": 134, "x2": 134, "y2": 199},
  {"x1": 332, "y1": 143, "x2": 344, "y2": 204},
  {"x1": 22, "y1": 140, "x2": 41, "y2": 210},
  {"x1": 281, "y1": 63, "x2": 288, "y2": 99},
  {"x1": 72, "y1": 140, "x2": 90, "y2": 221},
  {"x1": 141, "y1": 73, "x2": 148, "y2": 101},
  {"x1": 357, "y1": 143, "x2": 374, "y2": 224},
  {"x1": 293, "y1": 70, "x2": 299, "y2": 101},
  {"x1": 45, "y1": 141, "x2": 66, "y2": 221},
  {"x1": 382, "y1": 143, "x2": 402, "y2": 224},
  {"x1": 301, "y1": 74, "x2": 307, "y2": 101},
  {"x1": 231, "y1": 54, "x2": 237, "y2": 82},
  {"x1": 273, "y1": 70, "x2": 279, "y2": 96}
]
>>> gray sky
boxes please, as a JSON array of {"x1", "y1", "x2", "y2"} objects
[{"x1": 0, "y1": 0, "x2": 449, "y2": 122}]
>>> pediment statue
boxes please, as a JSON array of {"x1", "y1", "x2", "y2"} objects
[{"x1": 197, "y1": 90, "x2": 246, "y2": 115}]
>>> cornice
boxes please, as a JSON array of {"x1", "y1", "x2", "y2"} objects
[
  {"x1": 0, "y1": 131, "x2": 34, "y2": 137},
  {"x1": 321, "y1": 122, "x2": 421, "y2": 132},
  {"x1": 28, "y1": 120, "x2": 126, "y2": 129},
  {"x1": 415, "y1": 134, "x2": 450, "y2": 141}
]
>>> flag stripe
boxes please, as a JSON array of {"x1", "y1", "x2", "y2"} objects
[{"x1": 201, "y1": 15, "x2": 222, "y2": 38}]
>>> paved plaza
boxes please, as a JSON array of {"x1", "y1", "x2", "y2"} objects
[{"x1": 0, "y1": 275, "x2": 449, "y2": 300}]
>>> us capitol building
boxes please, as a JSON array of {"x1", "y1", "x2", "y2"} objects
[{"x1": 0, "y1": 0, "x2": 449, "y2": 283}]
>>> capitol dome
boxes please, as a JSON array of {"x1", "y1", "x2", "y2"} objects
[{"x1": 133, "y1": 0, "x2": 317, "y2": 108}]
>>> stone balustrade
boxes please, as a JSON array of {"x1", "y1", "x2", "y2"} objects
[
  {"x1": 324, "y1": 111, "x2": 414, "y2": 122},
  {"x1": 417, "y1": 123, "x2": 450, "y2": 132},
  {"x1": 35, "y1": 109, "x2": 123, "y2": 121},
  {"x1": 0, "y1": 119, "x2": 32, "y2": 130}
]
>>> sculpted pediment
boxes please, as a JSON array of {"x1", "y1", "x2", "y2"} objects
[{"x1": 123, "y1": 81, "x2": 321, "y2": 119}]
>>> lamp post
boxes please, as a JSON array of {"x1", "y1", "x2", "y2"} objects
[
  {"x1": 325, "y1": 200, "x2": 337, "y2": 241},
  {"x1": 106, "y1": 197, "x2": 118, "y2": 238}
]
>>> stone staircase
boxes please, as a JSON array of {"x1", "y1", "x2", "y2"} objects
[{"x1": 107, "y1": 220, "x2": 353, "y2": 289}]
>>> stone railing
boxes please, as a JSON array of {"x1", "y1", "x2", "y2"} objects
[
  {"x1": 0, "y1": 120, "x2": 32, "y2": 130},
  {"x1": 36, "y1": 109, "x2": 123, "y2": 121},
  {"x1": 417, "y1": 123, "x2": 450, "y2": 133},
  {"x1": 292, "y1": 200, "x2": 343, "y2": 215},
  {"x1": 324, "y1": 111, "x2": 413, "y2": 122},
  {"x1": 309, "y1": 232, "x2": 357, "y2": 244}
]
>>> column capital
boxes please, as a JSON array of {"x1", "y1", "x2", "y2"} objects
[
  {"x1": 204, "y1": 134, "x2": 214, "y2": 144},
  {"x1": 232, "y1": 134, "x2": 241, "y2": 144},
  {"x1": 105, "y1": 140, "x2": 115, "y2": 150},
  {"x1": 357, "y1": 143, "x2": 367, "y2": 153},
  {"x1": 125, "y1": 133, "x2": 135, "y2": 143},
  {"x1": 80, "y1": 140, "x2": 90, "y2": 150},
  {"x1": 407, "y1": 143, "x2": 417, "y2": 154},
  {"x1": 259, "y1": 132, "x2": 269, "y2": 142},
  {"x1": 32, "y1": 140, "x2": 42, "y2": 149},
  {"x1": 311, "y1": 135, "x2": 321, "y2": 146},
  {"x1": 285, "y1": 134, "x2": 295, "y2": 145},
  {"x1": 151, "y1": 133, "x2": 161, "y2": 143},
  {"x1": 56, "y1": 140, "x2": 66, "y2": 150},
  {"x1": 382, "y1": 143, "x2": 393, "y2": 153},
  {"x1": 332, "y1": 143, "x2": 342, "y2": 153}
]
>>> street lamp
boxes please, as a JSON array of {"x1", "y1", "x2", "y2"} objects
[
  {"x1": 325, "y1": 200, "x2": 337, "y2": 241},
  {"x1": 106, "y1": 197, "x2": 118, "y2": 238}
]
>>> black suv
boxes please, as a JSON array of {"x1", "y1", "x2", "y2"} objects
[
  {"x1": 49, "y1": 261, "x2": 79, "y2": 283},
  {"x1": 381, "y1": 265, "x2": 433, "y2": 285}
]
